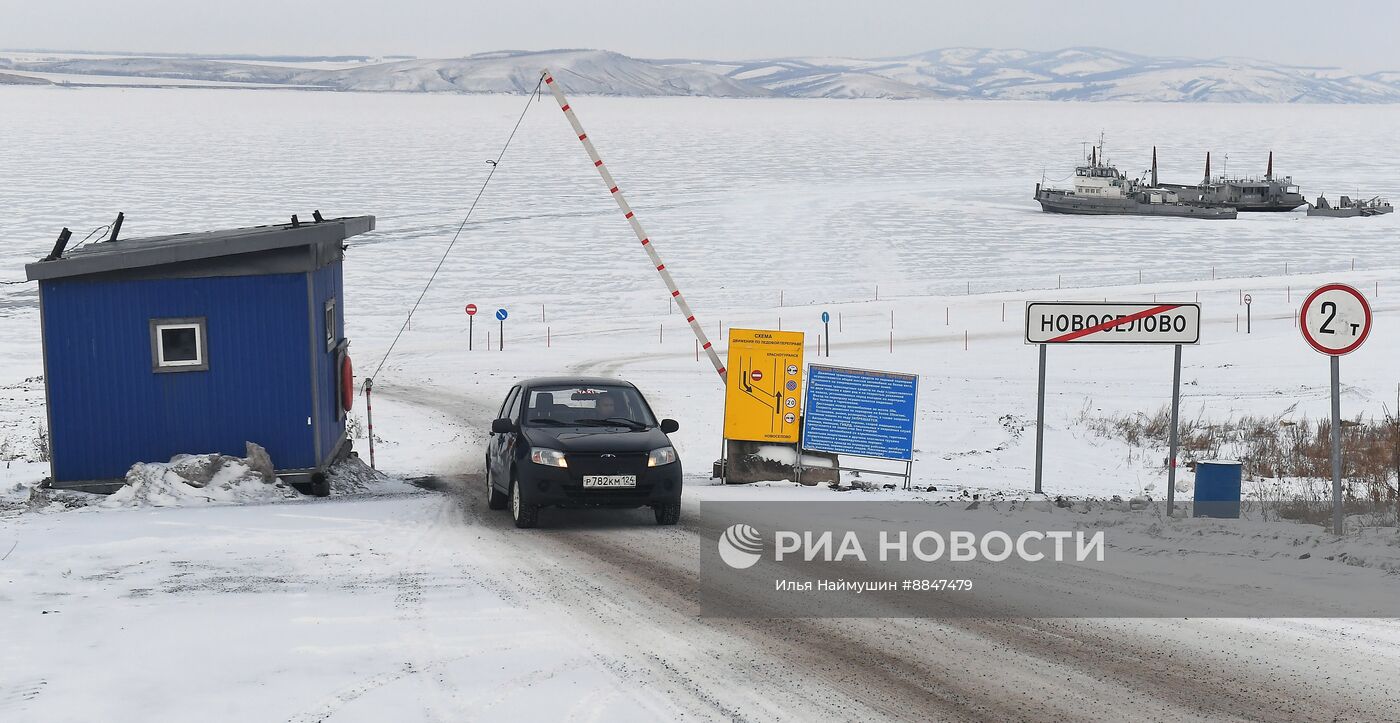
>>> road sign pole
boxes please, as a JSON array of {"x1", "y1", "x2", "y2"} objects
[
  {"x1": 1167, "y1": 343, "x2": 1182, "y2": 517},
  {"x1": 1331, "y1": 355, "x2": 1343, "y2": 535},
  {"x1": 466, "y1": 304, "x2": 479, "y2": 350},
  {"x1": 1296, "y1": 283, "x2": 1371, "y2": 536},
  {"x1": 824, "y1": 321, "x2": 830, "y2": 357},
  {"x1": 1034, "y1": 343, "x2": 1046, "y2": 495},
  {"x1": 499, "y1": 319, "x2": 504, "y2": 350}
]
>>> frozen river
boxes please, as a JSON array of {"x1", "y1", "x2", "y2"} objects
[{"x1": 3, "y1": 87, "x2": 1399, "y2": 327}]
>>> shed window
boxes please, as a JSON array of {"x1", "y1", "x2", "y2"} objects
[
  {"x1": 150, "y1": 318, "x2": 208, "y2": 372},
  {"x1": 325, "y1": 299, "x2": 337, "y2": 352}
]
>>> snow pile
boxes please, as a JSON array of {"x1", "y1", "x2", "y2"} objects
[
  {"x1": 324, "y1": 452, "x2": 414, "y2": 495},
  {"x1": 0, "y1": 471, "x2": 40, "y2": 513},
  {"x1": 103, "y1": 443, "x2": 299, "y2": 508}
]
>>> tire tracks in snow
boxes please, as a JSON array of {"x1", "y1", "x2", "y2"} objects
[
  {"x1": 364, "y1": 374, "x2": 1398, "y2": 720},
  {"x1": 456, "y1": 480, "x2": 1396, "y2": 721}
]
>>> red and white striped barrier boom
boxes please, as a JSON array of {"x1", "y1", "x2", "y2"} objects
[{"x1": 541, "y1": 69, "x2": 728, "y2": 385}]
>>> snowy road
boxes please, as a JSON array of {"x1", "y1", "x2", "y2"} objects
[{"x1": 8, "y1": 474, "x2": 1400, "y2": 722}]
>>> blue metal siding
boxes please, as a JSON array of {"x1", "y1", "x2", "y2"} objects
[
  {"x1": 41, "y1": 273, "x2": 317, "y2": 482},
  {"x1": 310, "y1": 260, "x2": 347, "y2": 466}
]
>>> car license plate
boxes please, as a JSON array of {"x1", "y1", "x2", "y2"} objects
[{"x1": 583, "y1": 475, "x2": 637, "y2": 488}]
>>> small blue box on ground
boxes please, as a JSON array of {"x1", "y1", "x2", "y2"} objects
[{"x1": 1194, "y1": 460, "x2": 1242, "y2": 518}]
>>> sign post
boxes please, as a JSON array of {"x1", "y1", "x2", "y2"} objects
[
  {"x1": 1244, "y1": 293, "x2": 1252, "y2": 334},
  {"x1": 1167, "y1": 343, "x2": 1182, "y2": 514},
  {"x1": 821, "y1": 311, "x2": 830, "y2": 357},
  {"x1": 1025, "y1": 301, "x2": 1201, "y2": 508},
  {"x1": 1298, "y1": 284, "x2": 1373, "y2": 535},
  {"x1": 1034, "y1": 343, "x2": 1046, "y2": 495},
  {"x1": 465, "y1": 303, "x2": 478, "y2": 350},
  {"x1": 495, "y1": 308, "x2": 508, "y2": 350}
]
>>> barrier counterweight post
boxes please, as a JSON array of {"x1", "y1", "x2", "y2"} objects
[
  {"x1": 543, "y1": 69, "x2": 727, "y2": 385},
  {"x1": 363, "y1": 379, "x2": 376, "y2": 470}
]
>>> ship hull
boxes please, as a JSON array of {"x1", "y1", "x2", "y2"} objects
[
  {"x1": 1307, "y1": 206, "x2": 1394, "y2": 218},
  {"x1": 1158, "y1": 183, "x2": 1305, "y2": 212},
  {"x1": 1035, "y1": 189, "x2": 1238, "y2": 219}
]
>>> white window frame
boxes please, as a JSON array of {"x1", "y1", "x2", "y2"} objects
[
  {"x1": 325, "y1": 299, "x2": 337, "y2": 352},
  {"x1": 150, "y1": 318, "x2": 208, "y2": 373}
]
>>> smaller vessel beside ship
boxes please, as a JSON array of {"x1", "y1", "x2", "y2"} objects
[
  {"x1": 1307, "y1": 194, "x2": 1393, "y2": 218},
  {"x1": 1034, "y1": 139, "x2": 1237, "y2": 219}
]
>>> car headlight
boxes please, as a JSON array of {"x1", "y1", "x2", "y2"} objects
[
  {"x1": 647, "y1": 446, "x2": 677, "y2": 467},
  {"x1": 530, "y1": 448, "x2": 568, "y2": 468}
]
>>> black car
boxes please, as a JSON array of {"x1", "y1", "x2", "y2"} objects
[{"x1": 485, "y1": 377, "x2": 683, "y2": 528}]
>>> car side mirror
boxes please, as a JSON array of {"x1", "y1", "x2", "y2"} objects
[
  {"x1": 660, "y1": 419, "x2": 679, "y2": 434},
  {"x1": 491, "y1": 418, "x2": 517, "y2": 434}
]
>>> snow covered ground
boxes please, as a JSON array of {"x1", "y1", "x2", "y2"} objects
[
  {"x1": 4, "y1": 87, "x2": 1400, "y2": 719},
  {"x1": 6, "y1": 479, "x2": 1400, "y2": 721}
]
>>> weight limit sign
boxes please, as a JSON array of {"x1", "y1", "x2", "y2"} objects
[
  {"x1": 1299, "y1": 283, "x2": 1372, "y2": 356},
  {"x1": 1299, "y1": 282, "x2": 1373, "y2": 536}
]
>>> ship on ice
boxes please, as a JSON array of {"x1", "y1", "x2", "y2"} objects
[
  {"x1": 1159, "y1": 151, "x2": 1306, "y2": 212},
  {"x1": 1034, "y1": 140, "x2": 1237, "y2": 219},
  {"x1": 1307, "y1": 194, "x2": 1394, "y2": 217}
]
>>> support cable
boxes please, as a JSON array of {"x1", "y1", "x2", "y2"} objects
[{"x1": 366, "y1": 74, "x2": 544, "y2": 385}]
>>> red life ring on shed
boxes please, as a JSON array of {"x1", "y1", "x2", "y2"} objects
[{"x1": 340, "y1": 355, "x2": 354, "y2": 412}]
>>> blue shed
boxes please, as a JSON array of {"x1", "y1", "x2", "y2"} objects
[{"x1": 23, "y1": 215, "x2": 375, "y2": 495}]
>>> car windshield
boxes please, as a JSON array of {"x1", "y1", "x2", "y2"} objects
[{"x1": 522, "y1": 385, "x2": 658, "y2": 428}]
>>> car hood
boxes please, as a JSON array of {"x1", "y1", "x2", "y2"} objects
[{"x1": 522, "y1": 426, "x2": 670, "y2": 453}]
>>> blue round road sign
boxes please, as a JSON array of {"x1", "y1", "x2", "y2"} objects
[
  {"x1": 495, "y1": 308, "x2": 508, "y2": 321},
  {"x1": 821, "y1": 311, "x2": 830, "y2": 323}
]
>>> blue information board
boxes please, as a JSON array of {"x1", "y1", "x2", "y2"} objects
[{"x1": 801, "y1": 364, "x2": 918, "y2": 461}]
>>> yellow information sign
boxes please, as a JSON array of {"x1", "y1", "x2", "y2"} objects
[{"x1": 723, "y1": 328, "x2": 805, "y2": 443}]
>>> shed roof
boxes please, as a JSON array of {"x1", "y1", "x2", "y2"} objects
[{"x1": 25, "y1": 215, "x2": 375, "y2": 282}]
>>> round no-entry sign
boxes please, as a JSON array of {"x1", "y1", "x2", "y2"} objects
[
  {"x1": 750, "y1": 370, "x2": 764, "y2": 382},
  {"x1": 1300, "y1": 283, "x2": 1372, "y2": 356},
  {"x1": 465, "y1": 303, "x2": 478, "y2": 316}
]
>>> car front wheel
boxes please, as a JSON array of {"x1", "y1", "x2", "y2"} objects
[
  {"x1": 510, "y1": 474, "x2": 539, "y2": 529},
  {"x1": 653, "y1": 502, "x2": 681, "y2": 526}
]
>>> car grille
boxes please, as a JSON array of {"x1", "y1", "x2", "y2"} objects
[
  {"x1": 566, "y1": 452, "x2": 649, "y2": 477},
  {"x1": 563, "y1": 452, "x2": 654, "y2": 500}
]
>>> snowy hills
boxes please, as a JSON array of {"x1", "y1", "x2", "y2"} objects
[{"x1": 6, "y1": 46, "x2": 1400, "y2": 102}]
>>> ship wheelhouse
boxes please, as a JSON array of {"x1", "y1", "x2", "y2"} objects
[{"x1": 1072, "y1": 164, "x2": 1129, "y2": 197}]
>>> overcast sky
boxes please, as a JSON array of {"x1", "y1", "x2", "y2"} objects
[{"x1": 4, "y1": 0, "x2": 1398, "y2": 71}]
